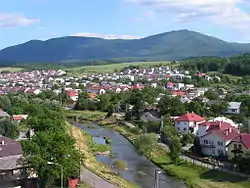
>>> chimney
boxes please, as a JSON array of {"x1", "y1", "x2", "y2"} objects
[
  {"x1": 219, "y1": 121, "x2": 222, "y2": 129},
  {"x1": 0, "y1": 140, "x2": 4, "y2": 145},
  {"x1": 228, "y1": 127, "x2": 232, "y2": 133}
]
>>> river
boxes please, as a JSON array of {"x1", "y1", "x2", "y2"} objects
[{"x1": 74, "y1": 122, "x2": 187, "y2": 188}]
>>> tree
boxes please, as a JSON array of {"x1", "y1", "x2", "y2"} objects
[
  {"x1": 134, "y1": 133, "x2": 157, "y2": 158},
  {"x1": 0, "y1": 117, "x2": 19, "y2": 139},
  {"x1": 0, "y1": 95, "x2": 11, "y2": 111},
  {"x1": 181, "y1": 133, "x2": 195, "y2": 146},
  {"x1": 204, "y1": 90, "x2": 219, "y2": 100},
  {"x1": 22, "y1": 131, "x2": 83, "y2": 188},
  {"x1": 169, "y1": 137, "x2": 182, "y2": 163},
  {"x1": 74, "y1": 92, "x2": 88, "y2": 110},
  {"x1": 193, "y1": 137, "x2": 202, "y2": 156},
  {"x1": 158, "y1": 96, "x2": 186, "y2": 116}
]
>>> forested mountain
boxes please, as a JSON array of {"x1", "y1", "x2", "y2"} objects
[
  {"x1": 1, "y1": 30, "x2": 250, "y2": 63},
  {"x1": 180, "y1": 53, "x2": 250, "y2": 76}
]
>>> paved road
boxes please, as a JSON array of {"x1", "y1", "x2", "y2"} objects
[{"x1": 80, "y1": 167, "x2": 117, "y2": 188}]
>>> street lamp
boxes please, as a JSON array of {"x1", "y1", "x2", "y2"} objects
[
  {"x1": 154, "y1": 169, "x2": 162, "y2": 188},
  {"x1": 47, "y1": 161, "x2": 63, "y2": 188}
]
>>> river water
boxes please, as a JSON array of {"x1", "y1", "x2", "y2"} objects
[{"x1": 74, "y1": 122, "x2": 187, "y2": 188}]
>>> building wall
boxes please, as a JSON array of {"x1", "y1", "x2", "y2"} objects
[
  {"x1": 199, "y1": 133, "x2": 227, "y2": 157},
  {"x1": 175, "y1": 121, "x2": 202, "y2": 134},
  {"x1": 227, "y1": 141, "x2": 247, "y2": 158},
  {"x1": 197, "y1": 126, "x2": 208, "y2": 137},
  {"x1": 226, "y1": 108, "x2": 240, "y2": 114}
]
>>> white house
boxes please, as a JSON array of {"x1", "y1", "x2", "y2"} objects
[
  {"x1": 198, "y1": 121, "x2": 239, "y2": 157},
  {"x1": 226, "y1": 102, "x2": 242, "y2": 114},
  {"x1": 87, "y1": 86, "x2": 106, "y2": 94},
  {"x1": 174, "y1": 113, "x2": 205, "y2": 134}
]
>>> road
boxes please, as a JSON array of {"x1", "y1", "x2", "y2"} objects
[{"x1": 80, "y1": 167, "x2": 117, "y2": 188}]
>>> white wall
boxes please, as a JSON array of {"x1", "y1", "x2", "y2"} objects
[
  {"x1": 199, "y1": 133, "x2": 226, "y2": 157},
  {"x1": 175, "y1": 121, "x2": 202, "y2": 134}
]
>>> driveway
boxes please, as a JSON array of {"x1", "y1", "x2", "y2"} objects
[{"x1": 80, "y1": 167, "x2": 117, "y2": 188}]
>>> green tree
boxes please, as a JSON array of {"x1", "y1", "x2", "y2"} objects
[
  {"x1": 158, "y1": 96, "x2": 186, "y2": 116},
  {"x1": 0, "y1": 95, "x2": 11, "y2": 111},
  {"x1": 181, "y1": 133, "x2": 195, "y2": 146},
  {"x1": 74, "y1": 92, "x2": 88, "y2": 110},
  {"x1": 169, "y1": 137, "x2": 182, "y2": 163},
  {"x1": 204, "y1": 90, "x2": 219, "y2": 100},
  {"x1": 0, "y1": 117, "x2": 19, "y2": 139},
  {"x1": 22, "y1": 131, "x2": 83, "y2": 188},
  {"x1": 134, "y1": 133, "x2": 157, "y2": 158}
]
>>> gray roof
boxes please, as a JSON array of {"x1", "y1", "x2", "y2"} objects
[
  {"x1": 0, "y1": 155, "x2": 23, "y2": 170},
  {"x1": 0, "y1": 110, "x2": 10, "y2": 117},
  {"x1": 228, "y1": 102, "x2": 242, "y2": 109}
]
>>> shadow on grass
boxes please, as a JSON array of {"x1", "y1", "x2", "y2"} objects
[{"x1": 200, "y1": 170, "x2": 249, "y2": 183}]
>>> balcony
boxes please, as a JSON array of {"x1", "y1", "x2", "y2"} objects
[{"x1": 201, "y1": 144, "x2": 215, "y2": 148}]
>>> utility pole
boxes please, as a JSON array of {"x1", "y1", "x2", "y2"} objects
[
  {"x1": 160, "y1": 115, "x2": 164, "y2": 133},
  {"x1": 154, "y1": 169, "x2": 161, "y2": 188}
]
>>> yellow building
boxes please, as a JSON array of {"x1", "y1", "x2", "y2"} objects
[{"x1": 227, "y1": 133, "x2": 250, "y2": 158}]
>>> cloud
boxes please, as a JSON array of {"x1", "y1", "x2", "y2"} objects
[
  {"x1": 0, "y1": 12, "x2": 39, "y2": 28},
  {"x1": 71, "y1": 32, "x2": 142, "y2": 39},
  {"x1": 126, "y1": 0, "x2": 250, "y2": 30}
]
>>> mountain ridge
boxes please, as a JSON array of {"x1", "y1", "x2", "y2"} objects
[{"x1": 1, "y1": 29, "x2": 250, "y2": 63}]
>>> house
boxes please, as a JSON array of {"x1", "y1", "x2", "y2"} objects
[
  {"x1": 226, "y1": 102, "x2": 242, "y2": 114},
  {"x1": 66, "y1": 90, "x2": 78, "y2": 102},
  {"x1": 208, "y1": 117, "x2": 238, "y2": 128},
  {"x1": 0, "y1": 109, "x2": 10, "y2": 118},
  {"x1": 198, "y1": 122, "x2": 239, "y2": 157},
  {"x1": 87, "y1": 86, "x2": 106, "y2": 94},
  {"x1": 12, "y1": 115, "x2": 28, "y2": 123},
  {"x1": 25, "y1": 88, "x2": 41, "y2": 95},
  {"x1": 0, "y1": 136, "x2": 24, "y2": 181},
  {"x1": 174, "y1": 113, "x2": 205, "y2": 134},
  {"x1": 227, "y1": 133, "x2": 250, "y2": 158},
  {"x1": 140, "y1": 109, "x2": 161, "y2": 122}
]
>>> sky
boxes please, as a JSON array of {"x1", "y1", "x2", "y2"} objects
[{"x1": 1, "y1": 0, "x2": 250, "y2": 49}]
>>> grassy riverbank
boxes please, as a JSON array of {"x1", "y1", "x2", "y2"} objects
[
  {"x1": 68, "y1": 124, "x2": 140, "y2": 188},
  {"x1": 106, "y1": 124, "x2": 250, "y2": 188},
  {"x1": 66, "y1": 110, "x2": 107, "y2": 121}
]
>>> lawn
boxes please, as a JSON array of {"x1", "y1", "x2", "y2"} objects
[
  {"x1": 64, "y1": 61, "x2": 173, "y2": 74},
  {"x1": 65, "y1": 110, "x2": 107, "y2": 121},
  {"x1": 0, "y1": 67, "x2": 24, "y2": 72}
]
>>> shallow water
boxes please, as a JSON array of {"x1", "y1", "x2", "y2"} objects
[{"x1": 74, "y1": 122, "x2": 187, "y2": 188}]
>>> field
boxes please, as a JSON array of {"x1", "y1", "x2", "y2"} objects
[
  {"x1": 0, "y1": 67, "x2": 24, "y2": 72},
  {"x1": 64, "y1": 61, "x2": 173, "y2": 75}
]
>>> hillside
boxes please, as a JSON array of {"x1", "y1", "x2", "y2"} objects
[{"x1": 1, "y1": 30, "x2": 250, "y2": 63}]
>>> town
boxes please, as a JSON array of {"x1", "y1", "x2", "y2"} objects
[{"x1": 1, "y1": 63, "x2": 250, "y2": 188}]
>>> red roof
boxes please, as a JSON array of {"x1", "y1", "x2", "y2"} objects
[
  {"x1": 169, "y1": 90, "x2": 185, "y2": 96},
  {"x1": 201, "y1": 121, "x2": 240, "y2": 141},
  {"x1": 12, "y1": 115, "x2": 24, "y2": 121},
  {"x1": 67, "y1": 90, "x2": 78, "y2": 97},
  {"x1": 209, "y1": 128, "x2": 239, "y2": 141},
  {"x1": 167, "y1": 82, "x2": 174, "y2": 86},
  {"x1": 231, "y1": 134, "x2": 250, "y2": 149},
  {"x1": 175, "y1": 113, "x2": 205, "y2": 122}
]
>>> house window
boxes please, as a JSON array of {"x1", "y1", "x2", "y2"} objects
[
  {"x1": 234, "y1": 144, "x2": 237, "y2": 150},
  {"x1": 239, "y1": 144, "x2": 242, "y2": 150},
  {"x1": 177, "y1": 127, "x2": 180, "y2": 131},
  {"x1": 211, "y1": 150, "x2": 215, "y2": 154},
  {"x1": 218, "y1": 149, "x2": 224, "y2": 156},
  {"x1": 204, "y1": 140, "x2": 209, "y2": 144},
  {"x1": 183, "y1": 128, "x2": 187, "y2": 131},
  {"x1": 218, "y1": 141, "x2": 223, "y2": 146}
]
